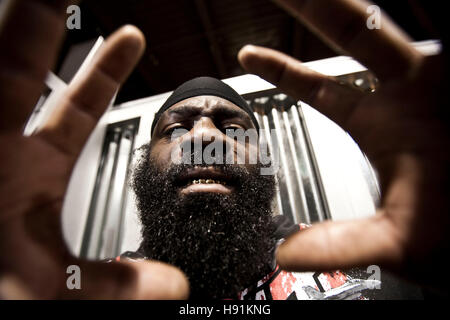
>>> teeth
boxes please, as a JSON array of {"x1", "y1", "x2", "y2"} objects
[{"x1": 190, "y1": 179, "x2": 227, "y2": 185}]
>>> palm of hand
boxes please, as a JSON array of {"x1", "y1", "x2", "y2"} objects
[
  {"x1": 238, "y1": 0, "x2": 449, "y2": 293},
  {"x1": 0, "y1": 0, "x2": 188, "y2": 299}
]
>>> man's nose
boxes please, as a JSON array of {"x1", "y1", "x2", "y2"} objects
[
  {"x1": 181, "y1": 117, "x2": 230, "y2": 165},
  {"x1": 191, "y1": 117, "x2": 222, "y2": 144}
]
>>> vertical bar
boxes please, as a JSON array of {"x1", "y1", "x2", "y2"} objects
[
  {"x1": 271, "y1": 106, "x2": 301, "y2": 224},
  {"x1": 86, "y1": 137, "x2": 117, "y2": 259},
  {"x1": 96, "y1": 128, "x2": 122, "y2": 259},
  {"x1": 262, "y1": 99, "x2": 295, "y2": 223},
  {"x1": 253, "y1": 107, "x2": 283, "y2": 217},
  {"x1": 88, "y1": 130, "x2": 120, "y2": 259},
  {"x1": 99, "y1": 129, "x2": 133, "y2": 259},
  {"x1": 290, "y1": 105, "x2": 325, "y2": 222},
  {"x1": 296, "y1": 102, "x2": 332, "y2": 220},
  {"x1": 115, "y1": 126, "x2": 137, "y2": 255},
  {"x1": 282, "y1": 106, "x2": 311, "y2": 224},
  {"x1": 81, "y1": 119, "x2": 139, "y2": 260}
]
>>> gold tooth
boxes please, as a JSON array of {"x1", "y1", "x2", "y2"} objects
[{"x1": 190, "y1": 179, "x2": 227, "y2": 185}]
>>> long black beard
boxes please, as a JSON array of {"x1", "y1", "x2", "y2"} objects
[{"x1": 131, "y1": 144, "x2": 277, "y2": 299}]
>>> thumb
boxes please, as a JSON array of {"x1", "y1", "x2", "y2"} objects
[
  {"x1": 62, "y1": 259, "x2": 190, "y2": 299},
  {"x1": 276, "y1": 213, "x2": 404, "y2": 272}
]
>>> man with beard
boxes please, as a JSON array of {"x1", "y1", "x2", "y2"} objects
[
  {"x1": 122, "y1": 76, "x2": 380, "y2": 300},
  {"x1": 129, "y1": 77, "x2": 277, "y2": 299}
]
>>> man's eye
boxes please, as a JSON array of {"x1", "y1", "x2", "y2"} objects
[
  {"x1": 165, "y1": 126, "x2": 188, "y2": 138},
  {"x1": 223, "y1": 125, "x2": 243, "y2": 131}
]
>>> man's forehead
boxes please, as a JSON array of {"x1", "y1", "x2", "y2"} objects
[{"x1": 159, "y1": 95, "x2": 251, "y2": 120}]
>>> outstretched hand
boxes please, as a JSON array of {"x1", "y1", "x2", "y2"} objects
[
  {"x1": 0, "y1": 0, "x2": 189, "y2": 299},
  {"x1": 238, "y1": 0, "x2": 450, "y2": 292}
]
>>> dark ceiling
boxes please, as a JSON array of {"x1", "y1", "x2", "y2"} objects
[{"x1": 57, "y1": 0, "x2": 444, "y2": 104}]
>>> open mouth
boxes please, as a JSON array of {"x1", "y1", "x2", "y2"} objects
[{"x1": 176, "y1": 166, "x2": 235, "y2": 194}]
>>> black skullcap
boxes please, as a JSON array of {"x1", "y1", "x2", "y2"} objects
[{"x1": 151, "y1": 76, "x2": 259, "y2": 136}]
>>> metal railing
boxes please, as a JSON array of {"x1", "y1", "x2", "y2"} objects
[{"x1": 80, "y1": 118, "x2": 140, "y2": 260}]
